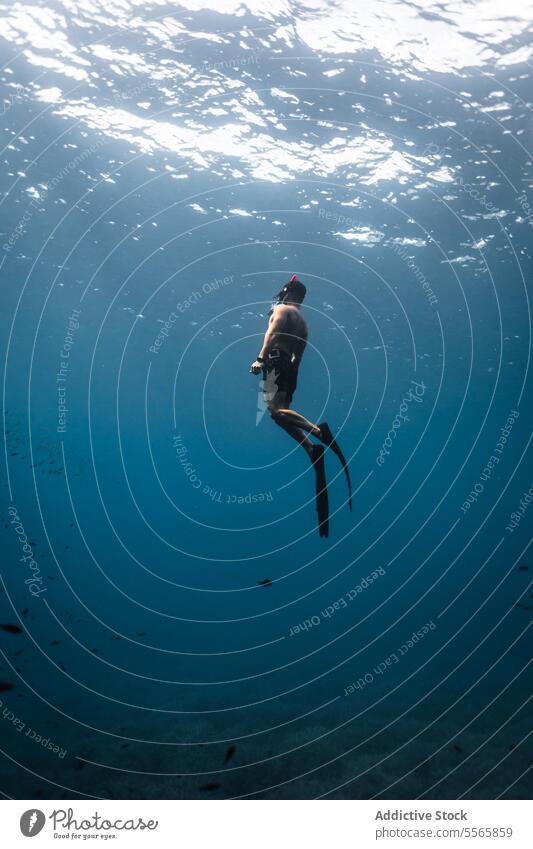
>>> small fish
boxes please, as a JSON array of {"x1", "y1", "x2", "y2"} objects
[
  {"x1": 0, "y1": 681, "x2": 14, "y2": 692},
  {"x1": 224, "y1": 744, "x2": 236, "y2": 763},
  {"x1": 120, "y1": 743, "x2": 129, "y2": 748},
  {"x1": 15, "y1": 649, "x2": 24, "y2": 657},
  {"x1": 0, "y1": 624, "x2": 23, "y2": 634},
  {"x1": 200, "y1": 781, "x2": 221, "y2": 792},
  {"x1": 136, "y1": 631, "x2": 145, "y2": 636},
  {"x1": 258, "y1": 578, "x2": 272, "y2": 587},
  {"x1": 21, "y1": 608, "x2": 29, "y2": 616},
  {"x1": 518, "y1": 565, "x2": 530, "y2": 571},
  {"x1": 89, "y1": 648, "x2": 98, "y2": 653},
  {"x1": 74, "y1": 759, "x2": 86, "y2": 770},
  {"x1": 50, "y1": 640, "x2": 61, "y2": 646},
  {"x1": 452, "y1": 744, "x2": 463, "y2": 753}
]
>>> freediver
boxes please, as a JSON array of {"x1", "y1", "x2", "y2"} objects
[{"x1": 250, "y1": 275, "x2": 351, "y2": 538}]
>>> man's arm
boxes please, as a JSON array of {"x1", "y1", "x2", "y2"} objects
[
  {"x1": 250, "y1": 307, "x2": 286, "y2": 374},
  {"x1": 257, "y1": 308, "x2": 287, "y2": 359}
]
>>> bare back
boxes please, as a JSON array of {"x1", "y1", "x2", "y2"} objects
[{"x1": 268, "y1": 304, "x2": 308, "y2": 362}]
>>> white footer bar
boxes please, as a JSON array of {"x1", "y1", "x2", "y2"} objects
[{"x1": 1, "y1": 799, "x2": 530, "y2": 847}]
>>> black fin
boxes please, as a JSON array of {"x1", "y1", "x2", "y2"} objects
[
  {"x1": 312, "y1": 444, "x2": 329, "y2": 538},
  {"x1": 318, "y1": 422, "x2": 352, "y2": 511}
]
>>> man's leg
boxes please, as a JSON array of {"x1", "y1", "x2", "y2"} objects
[
  {"x1": 272, "y1": 406, "x2": 321, "y2": 437},
  {"x1": 268, "y1": 393, "x2": 329, "y2": 537},
  {"x1": 268, "y1": 393, "x2": 314, "y2": 459}
]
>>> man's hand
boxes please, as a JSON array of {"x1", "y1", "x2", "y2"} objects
[{"x1": 250, "y1": 359, "x2": 263, "y2": 375}]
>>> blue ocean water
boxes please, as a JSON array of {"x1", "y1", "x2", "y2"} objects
[{"x1": 0, "y1": 0, "x2": 532, "y2": 800}]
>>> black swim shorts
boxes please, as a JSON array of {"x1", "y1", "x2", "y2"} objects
[{"x1": 262, "y1": 348, "x2": 298, "y2": 404}]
